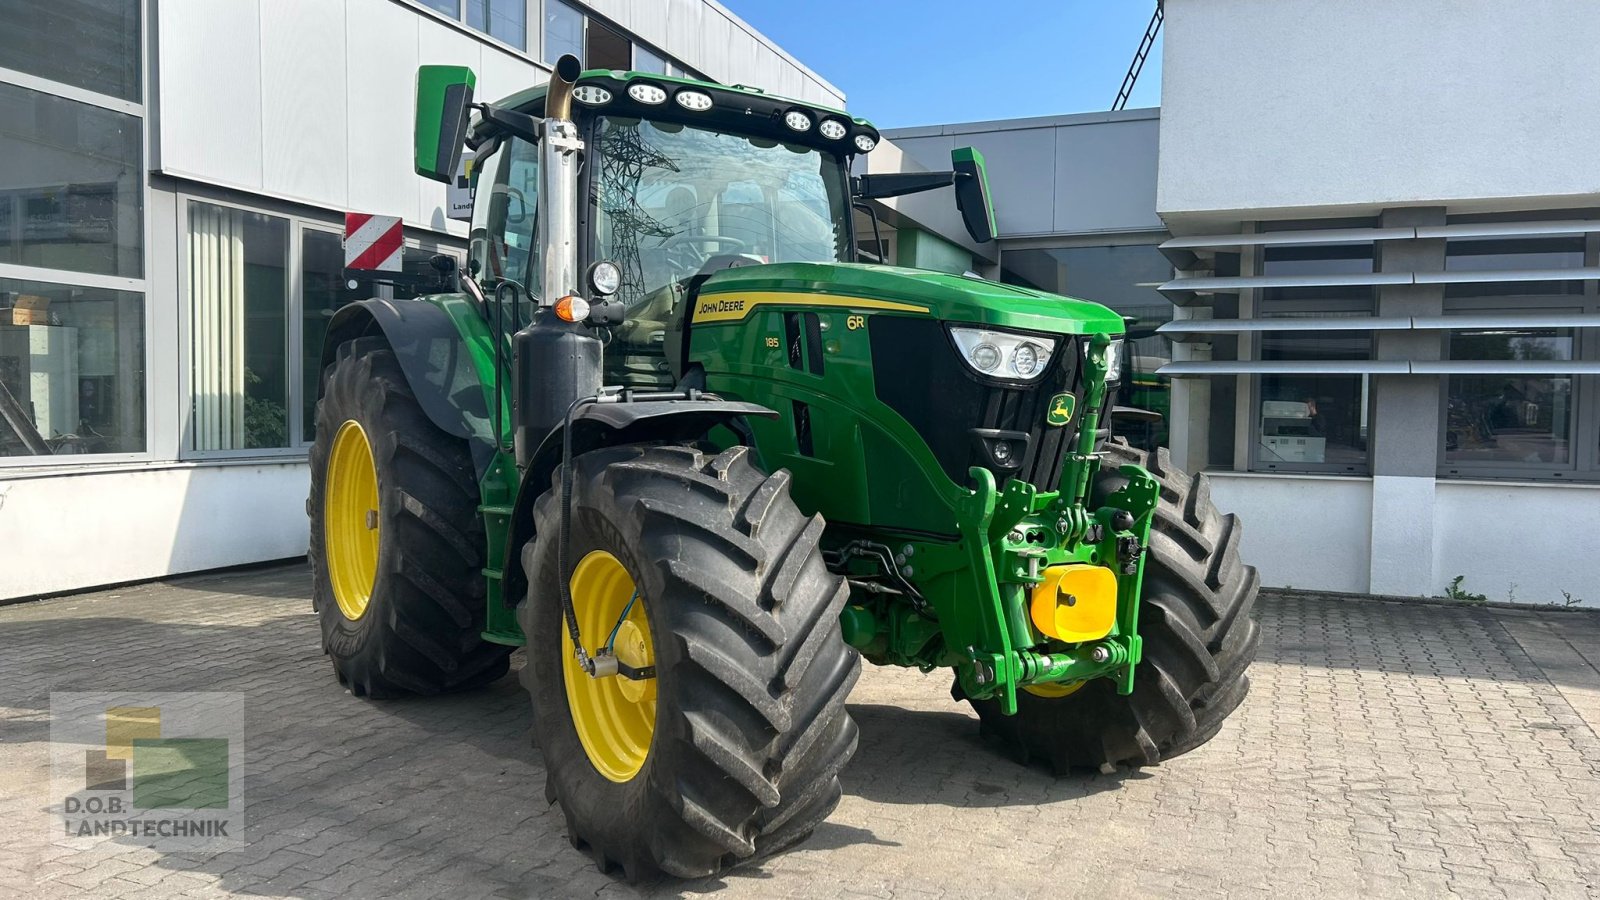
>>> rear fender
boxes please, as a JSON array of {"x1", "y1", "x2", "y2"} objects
[
  {"x1": 500, "y1": 399, "x2": 778, "y2": 606},
  {"x1": 319, "y1": 297, "x2": 502, "y2": 477}
]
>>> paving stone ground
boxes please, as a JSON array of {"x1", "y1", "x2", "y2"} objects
[{"x1": 2, "y1": 564, "x2": 1598, "y2": 900}]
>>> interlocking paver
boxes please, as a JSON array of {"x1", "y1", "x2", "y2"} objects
[{"x1": 2, "y1": 566, "x2": 1599, "y2": 899}]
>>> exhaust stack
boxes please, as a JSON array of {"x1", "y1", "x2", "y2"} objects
[
  {"x1": 537, "y1": 54, "x2": 584, "y2": 306},
  {"x1": 516, "y1": 54, "x2": 599, "y2": 467}
]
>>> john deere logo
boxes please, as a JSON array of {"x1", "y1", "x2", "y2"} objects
[{"x1": 1046, "y1": 393, "x2": 1075, "y2": 427}]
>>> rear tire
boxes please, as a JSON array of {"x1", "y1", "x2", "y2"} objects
[
  {"x1": 964, "y1": 440, "x2": 1260, "y2": 771},
  {"x1": 308, "y1": 336, "x2": 511, "y2": 698},
  {"x1": 519, "y1": 444, "x2": 860, "y2": 880}
]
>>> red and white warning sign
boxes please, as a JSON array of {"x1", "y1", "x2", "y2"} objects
[{"x1": 344, "y1": 213, "x2": 404, "y2": 272}]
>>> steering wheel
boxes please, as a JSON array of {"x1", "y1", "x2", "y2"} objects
[
  {"x1": 660, "y1": 233, "x2": 747, "y2": 251},
  {"x1": 660, "y1": 233, "x2": 748, "y2": 276}
]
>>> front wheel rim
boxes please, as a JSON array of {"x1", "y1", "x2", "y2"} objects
[
  {"x1": 324, "y1": 420, "x2": 380, "y2": 620},
  {"x1": 563, "y1": 550, "x2": 657, "y2": 783}
]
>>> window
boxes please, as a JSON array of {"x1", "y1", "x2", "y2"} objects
[
  {"x1": 297, "y1": 227, "x2": 366, "y2": 438},
  {"x1": 467, "y1": 0, "x2": 526, "y2": 50},
  {"x1": 634, "y1": 44, "x2": 667, "y2": 75},
  {"x1": 544, "y1": 0, "x2": 584, "y2": 63},
  {"x1": 592, "y1": 117, "x2": 850, "y2": 384},
  {"x1": 0, "y1": 0, "x2": 141, "y2": 101},
  {"x1": 1445, "y1": 238, "x2": 1585, "y2": 298},
  {"x1": 1444, "y1": 326, "x2": 1575, "y2": 471},
  {"x1": 0, "y1": 83, "x2": 144, "y2": 278},
  {"x1": 469, "y1": 139, "x2": 539, "y2": 296},
  {"x1": 187, "y1": 202, "x2": 290, "y2": 452},
  {"x1": 586, "y1": 18, "x2": 632, "y2": 71},
  {"x1": 1254, "y1": 328, "x2": 1372, "y2": 473},
  {"x1": 0, "y1": 276, "x2": 143, "y2": 456},
  {"x1": 417, "y1": 0, "x2": 460, "y2": 16},
  {"x1": 1249, "y1": 244, "x2": 1375, "y2": 473}
]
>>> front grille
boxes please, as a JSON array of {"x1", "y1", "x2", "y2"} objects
[{"x1": 870, "y1": 317, "x2": 1085, "y2": 491}]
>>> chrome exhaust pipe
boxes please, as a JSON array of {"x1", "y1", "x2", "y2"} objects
[
  {"x1": 537, "y1": 54, "x2": 584, "y2": 307},
  {"x1": 545, "y1": 54, "x2": 581, "y2": 125}
]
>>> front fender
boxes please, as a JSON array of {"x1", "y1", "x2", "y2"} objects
[{"x1": 500, "y1": 398, "x2": 778, "y2": 606}]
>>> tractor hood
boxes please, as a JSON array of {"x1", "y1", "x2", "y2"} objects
[{"x1": 696, "y1": 262, "x2": 1126, "y2": 336}]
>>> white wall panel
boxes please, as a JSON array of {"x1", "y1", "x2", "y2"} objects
[
  {"x1": 155, "y1": 0, "x2": 843, "y2": 231},
  {"x1": 665, "y1": 0, "x2": 702, "y2": 66},
  {"x1": 157, "y1": 0, "x2": 265, "y2": 191},
  {"x1": 1052, "y1": 118, "x2": 1161, "y2": 235},
  {"x1": 344, "y1": 0, "x2": 421, "y2": 225},
  {"x1": 1159, "y1": 0, "x2": 1600, "y2": 223},
  {"x1": 621, "y1": 0, "x2": 668, "y2": 53},
  {"x1": 1207, "y1": 474, "x2": 1374, "y2": 594},
  {"x1": 1368, "y1": 475, "x2": 1435, "y2": 596},
  {"x1": 479, "y1": 42, "x2": 546, "y2": 104},
  {"x1": 1435, "y1": 482, "x2": 1600, "y2": 608},
  {"x1": 724, "y1": 27, "x2": 758, "y2": 90},
  {"x1": 697, "y1": 9, "x2": 733, "y2": 80},
  {"x1": 0, "y1": 465, "x2": 309, "y2": 601},
  {"x1": 777, "y1": 60, "x2": 803, "y2": 103},
  {"x1": 887, "y1": 111, "x2": 1163, "y2": 239},
  {"x1": 753, "y1": 46, "x2": 784, "y2": 99},
  {"x1": 261, "y1": 0, "x2": 349, "y2": 208},
  {"x1": 416, "y1": 17, "x2": 486, "y2": 234}
]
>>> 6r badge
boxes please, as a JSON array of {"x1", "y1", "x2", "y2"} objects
[{"x1": 1046, "y1": 392, "x2": 1076, "y2": 427}]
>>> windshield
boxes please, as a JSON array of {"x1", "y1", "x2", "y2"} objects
[{"x1": 593, "y1": 116, "x2": 851, "y2": 320}]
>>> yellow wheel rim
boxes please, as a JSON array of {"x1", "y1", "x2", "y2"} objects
[
  {"x1": 325, "y1": 420, "x2": 380, "y2": 621},
  {"x1": 563, "y1": 550, "x2": 656, "y2": 783},
  {"x1": 1024, "y1": 680, "x2": 1086, "y2": 699}
]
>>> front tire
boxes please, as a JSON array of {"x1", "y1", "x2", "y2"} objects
[
  {"x1": 519, "y1": 445, "x2": 860, "y2": 880},
  {"x1": 307, "y1": 336, "x2": 511, "y2": 698},
  {"x1": 965, "y1": 441, "x2": 1260, "y2": 771}
]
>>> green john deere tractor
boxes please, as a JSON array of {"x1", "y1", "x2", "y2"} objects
[{"x1": 308, "y1": 55, "x2": 1259, "y2": 880}]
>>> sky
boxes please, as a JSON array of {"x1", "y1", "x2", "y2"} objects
[{"x1": 727, "y1": 0, "x2": 1163, "y2": 130}]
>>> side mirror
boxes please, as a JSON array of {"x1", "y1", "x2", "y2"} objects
[
  {"x1": 951, "y1": 147, "x2": 997, "y2": 244},
  {"x1": 415, "y1": 65, "x2": 477, "y2": 184}
]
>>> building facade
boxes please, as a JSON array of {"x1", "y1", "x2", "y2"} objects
[
  {"x1": 0, "y1": 0, "x2": 843, "y2": 599},
  {"x1": 891, "y1": 1, "x2": 1599, "y2": 608}
]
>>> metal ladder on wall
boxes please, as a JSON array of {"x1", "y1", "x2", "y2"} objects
[{"x1": 1113, "y1": 1, "x2": 1163, "y2": 111}]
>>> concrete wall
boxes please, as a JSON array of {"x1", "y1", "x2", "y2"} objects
[
  {"x1": 154, "y1": 0, "x2": 842, "y2": 237},
  {"x1": 0, "y1": 465, "x2": 309, "y2": 600},
  {"x1": 1207, "y1": 473, "x2": 1600, "y2": 607},
  {"x1": 885, "y1": 109, "x2": 1162, "y2": 239},
  {"x1": 1158, "y1": 0, "x2": 1600, "y2": 226}
]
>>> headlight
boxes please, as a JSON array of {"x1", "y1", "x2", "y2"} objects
[
  {"x1": 572, "y1": 85, "x2": 612, "y2": 106},
  {"x1": 627, "y1": 83, "x2": 667, "y2": 105},
  {"x1": 588, "y1": 260, "x2": 622, "y2": 296},
  {"x1": 783, "y1": 110, "x2": 813, "y2": 132},
  {"x1": 674, "y1": 89, "x2": 712, "y2": 111},
  {"x1": 949, "y1": 327, "x2": 1057, "y2": 381},
  {"x1": 818, "y1": 119, "x2": 847, "y2": 140},
  {"x1": 854, "y1": 133, "x2": 877, "y2": 153},
  {"x1": 1104, "y1": 339, "x2": 1124, "y2": 382}
]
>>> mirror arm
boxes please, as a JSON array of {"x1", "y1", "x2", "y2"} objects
[
  {"x1": 850, "y1": 171, "x2": 958, "y2": 201},
  {"x1": 473, "y1": 103, "x2": 543, "y2": 145}
]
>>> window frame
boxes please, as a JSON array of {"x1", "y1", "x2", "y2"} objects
[
  {"x1": 1435, "y1": 293, "x2": 1599, "y2": 483},
  {"x1": 0, "y1": 0, "x2": 150, "y2": 469},
  {"x1": 177, "y1": 190, "x2": 468, "y2": 460},
  {"x1": 1245, "y1": 294, "x2": 1377, "y2": 476},
  {"x1": 178, "y1": 195, "x2": 298, "y2": 459}
]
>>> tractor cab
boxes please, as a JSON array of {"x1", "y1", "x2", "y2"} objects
[{"x1": 420, "y1": 63, "x2": 996, "y2": 389}]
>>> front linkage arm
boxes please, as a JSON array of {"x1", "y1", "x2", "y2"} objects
[{"x1": 952, "y1": 334, "x2": 1161, "y2": 714}]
